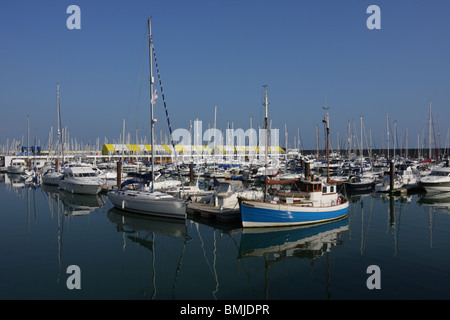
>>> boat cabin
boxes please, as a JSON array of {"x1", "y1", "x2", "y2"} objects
[
  {"x1": 216, "y1": 180, "x2": 244, "y2": 195},
  {"x1": 293, "y1": 179, "x2": 337, "y2": 194},
  {"x1": 63, "y1": 166, "x2": 99, "y2": 178},
  {"x1": 6, "y1": 158, "x2": 27, "y2": 174},
  {"x1": 10, "y1": 158, "x2": 26, "y2": 167},
  {"x1": 289, "y1": 179, "x2": 340, "y2": 206},
  {"x1": 428, "y1": 167, "x2": 450, "y2": 177}
]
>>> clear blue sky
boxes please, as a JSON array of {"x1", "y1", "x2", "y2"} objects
[{"x1": 1, "y1": 0, "x2": 449, "y2": 151}]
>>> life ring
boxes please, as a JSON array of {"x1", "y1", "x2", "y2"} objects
[{"x1": 337, "y1": 197, "x2": 341, "y2": 205}]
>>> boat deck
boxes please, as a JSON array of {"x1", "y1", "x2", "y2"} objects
[{"x1": 186, "y1": 202, "x2": 241, "y2": 222}]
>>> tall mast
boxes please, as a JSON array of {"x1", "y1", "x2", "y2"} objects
[
  {"x1": 386, "y1": 113, "x2": 389, "y2": 160},
  {"x1": 405, "y1": 127, "x2": 408, "y2": 159},
  {"x1": 56, "y1": 84, "x2": 61, "y2": 169},
  {"x1": 429, "y1": 100, "x2": 432, "y2": 160},
  {"x1": 214, "y1": 105, "x2": 217, "y2": 162},
  {"x1": 148, "y1": 18, "x2": 155, "y2": 192},
  {"x1": 214, "y1": 105, "x2": 217, "y2": 131},
  {"x1": 263, "y1": 85, "x2": 268, "y2": 202},
  {"x1": 360, "y1": 116, "x2": 363, "y2": 174},
  {"x1": 393, "y1": 120, "x2": 397, "y2": 159},
  {"x1": 316, "y1": 125, "x2": 319, "y2": 158},
  {"x1": 285, "y1": 123, "x2": 288, "y2": 161},
  {"x1": 323, "y1": 107, "x2": 330, "y2": 182},
  {"x1": 56, "y1": 84, "x2": 61, "y2": 147},
  {"x1": 27, "y1": 115, "x2": 30, "y2": 169}
]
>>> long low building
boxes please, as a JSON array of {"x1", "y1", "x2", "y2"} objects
[{"x1": 101, "y1": 144, "x2": 284, "y2": 157}]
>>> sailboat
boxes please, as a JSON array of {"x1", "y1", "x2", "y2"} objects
[
  {"x1": 240, "y1": 91, "x2": 349, "y2": 227},
  {"x1": 344, "y1": 117, "x2": 375, "y2": 191},
  {"x1": 43, "y1": 84, "x2": 64, "y2": 186},
  {"x1": 107, "y1": 19, "x2": 186, "y2": 219}
]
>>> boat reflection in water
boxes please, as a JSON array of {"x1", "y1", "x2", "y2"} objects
[
  {"x1": 418, "y1": 191, "x2": 450, "y2": 212},
  {"x1": 107, "y1": 207, "x2": 188, "y2": 239},
  {"x1": 42, "y1": 184, "x2": 105, "y2": 216},
  {"x1": 107, "y1": 207, "x2": 191, "y2": 299},
  {"x1": 239, "y1": 217, "x2": 348, "y2": 259},
  {"x1": 239, "y1": 217, "x2": 348, "y2": 299}
]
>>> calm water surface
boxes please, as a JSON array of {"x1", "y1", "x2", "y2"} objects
[{"x1": 1, "y1": 173, "x2": 450, "y2": 300}]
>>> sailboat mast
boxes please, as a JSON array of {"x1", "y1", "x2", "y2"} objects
[
  {"x1": 148, "y1": 18, "x2": 155, "y2": 192},
  {"x1": 386, "y1": 113, "x2": 390, "y2": 160},
  {"x1": 56, "y1": 84, "x2": 60, "y2": 170},
  {"x1": 56, "y1": 84, "x2": 61, "y2": 147},
  {"x1": 27, "y1": 115, "x2": 30, "y2": 169},
  {"x1": 263, "y1": 85, "x2": 268, "y2": 201},
  {"x1": 360, "y1": 116, "x2": 363, "y2": 174},
  {"x1": 429, "y1": 100, "x2": 432, "y2": 160},
  {"x1": 322, "y1": 107, "x2": 330, "y2": 182}
]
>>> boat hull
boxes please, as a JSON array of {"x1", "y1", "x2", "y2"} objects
[
  {"x1": 419, "y1": 181, "x2": 450, "y2": 193},
  {"x1": 345, "y1": 182, "x2": 373, "y2": 191},
  {"x1": 42, "y1": 174, "x2": 63, "y2": 186},
  {"x1": 6, "y1": 166, "x2": 26, "y2": 174},
  {"x1": 108, "y1": 190, "x2": 186, "y2": 219},
  {"x1": 240, "y1": 200, "x2": 349, "y2": 227},
  {"x1": 59, "y1": 179, "x2": 103, "y2": 195}
]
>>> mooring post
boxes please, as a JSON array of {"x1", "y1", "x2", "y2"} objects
[
  {"x1": 305, "y1": 161, "x2": 311, "y2": 180},
  {"x1": 117, "y1": 161, "x2": 122, "y2": 188}
]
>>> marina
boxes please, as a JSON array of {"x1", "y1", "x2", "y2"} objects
[
  {"x1": 2, "y1": 77, "x2": 450, "y2": 300},
  {"x1": 2, "y1": 168, "x2": 450, "y2": 300},
  {"x1": 2, "y1": 1, "x2": 450, "y2": 305},
  {"x1": 2, "y1": 144, "x2": 450, "y2": 300}
]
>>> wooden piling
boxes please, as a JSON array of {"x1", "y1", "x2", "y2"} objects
[
  {"x1": 117, "y1": 161, "x2": 122, "y2": 187},
  {"x1": 305, "y1": 161, "x2": 311, "y2": 180}
]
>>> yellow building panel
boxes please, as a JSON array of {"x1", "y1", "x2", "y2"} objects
[
  {"x1": 102, "y1": 144, "x2": 115, "y2": 154},
  {"x1": 162, "y1": 145, "x2": 171, "y2": 152},
  {"x1": 175, "y1": 145, "x2": 186, "y2": 152},
  {"x1": 127, "y1": 144, "x2": 141, "y2": 152}
]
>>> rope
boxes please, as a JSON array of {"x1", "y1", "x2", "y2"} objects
[{"x1": 151, "y1": 43, "x2": 184, "y2": 190}]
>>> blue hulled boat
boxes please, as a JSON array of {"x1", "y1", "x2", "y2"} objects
[{"x1": 240, "y1": 178, "x2": 349, "y2": 228}]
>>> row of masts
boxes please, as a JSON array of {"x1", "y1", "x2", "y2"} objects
[{"x1": 2, "y1": 108, "x2": 448, "y2": 162}]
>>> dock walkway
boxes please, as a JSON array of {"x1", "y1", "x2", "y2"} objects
[{"x1": 186, "y1": 202, "x2": 241, "y2": 222}]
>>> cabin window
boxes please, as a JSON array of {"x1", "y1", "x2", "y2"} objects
[
  {"x1": 322, "y1": 187, "x2": 327, "y2": 193},
  {"x1": 331, "y1": 186, "x2": 334, "y2": 193},
  {"x1": 217, "y1": 184, "x2": 230, "y2": 194}
]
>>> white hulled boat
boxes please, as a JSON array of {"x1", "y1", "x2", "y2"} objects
[
  {"x1": 419, "y1": 166, "x2": 450, "y2": 193},
  {"x1": 42, "y1": 168, "x2": 64, "y2": 186},
  {"x1": 6, "y1": 158, "x2": 26, "y2": 174},
  {"x1": 108, "y1": 184, "x2": 186, "y2": 219},
  {"x1": 107, "y1": 19, "x2": 186, "y2": 219},
  {"x1": 399, "y1": 166, "x2": 420, "y2": 190},
  {"x1": 374, "y1": 175, "x2": 404, "y2": 192},
  {"x1": 59, "y1": 166, "x2": 105, "y2": 195}
]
